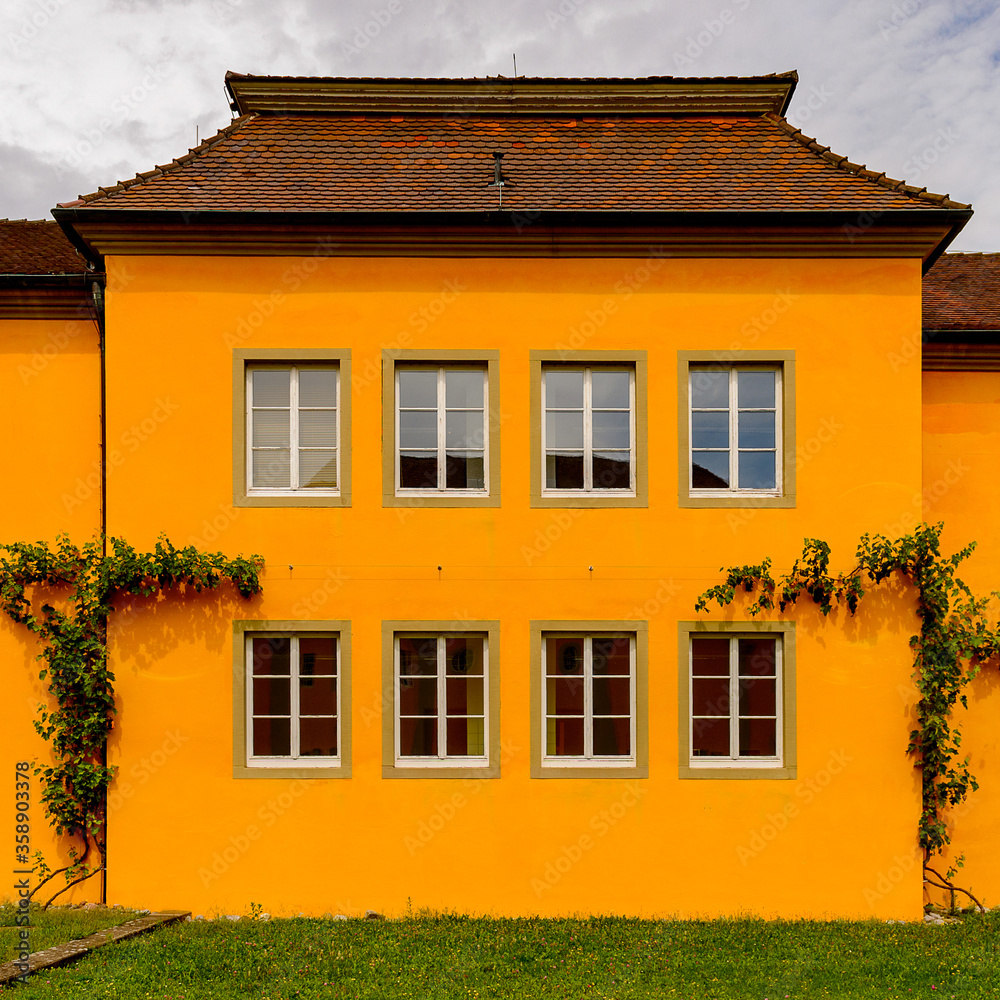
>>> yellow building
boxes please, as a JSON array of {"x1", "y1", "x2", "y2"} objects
[{"x1": 2, "y1": 71, "x2": 996, "y2": 918}]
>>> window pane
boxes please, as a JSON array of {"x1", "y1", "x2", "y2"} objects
[
  {"x1": 252, "y1": 449, "x2": 290, "y2": 489},
  {"x1": 299, "y1": 410, "x2": 337, "y2": 448},
  {"x1": 298, "y1": 369, "x2": 337, "y2": 407},
  {"x1": 738, "y1": 451, "x2": 776, "y2": 490},
  {"x1": 691, "y1": 411, "x2": 728, "y2": 450},
  {"x1": 592, "y1": 453, "x2": 631, "y2": 490},
  {"x1": 547, "y1": 411, "x2": 584, "y2": 449},
  {"x1": 545, "y1": 370, "x2": 584, "y2": 408},
  {"x1": 253, "y1": 677, "x2": 291, "y2": 715},
  {"x1": 445, "y1": 637, "x2": 484, "y2": 676},
  {"x1": 445, "y1": 453, "x2": 485, "y2": 490},
  {"x1": 299, "y1": 451, "x2": 337, "y2": 489},
  {"x1": 300, "y1": 676, "x2": 337, "y2": 716},
  {"x1": 592, "y1": 411, "x2": 630, "y2": 449},
  {"x1": 399, "y1": 677, "x2": 437, "y2": 716},
  {"x1": 546, "y1": 453, "x2": 584, "y2": 490},
  {"x1": 593, "y1": 717, "x2": 630, "y2": 756},
  {"x1": 690, "y1": 370, "x2": 729, "y2": 408},
  {"x1": 253, "y1": 637, "x2": 290, "y2": 676},
  {"x1": 692, "y1": 637, "x2": 729, "y2": 676},
  {"x1": 692, "y1": 678, "x2": 730, "y2": 716},
  {"x1": 399, "y1": 410, "x2": 437, "y2": 448},
  {"x1": 447, "y1": 717, "x2": 484, "y2": 756},
  {"x1": 547, "y1": 677, "x2": 585, "y2": 715},
  {"x1": 252, "y1": 369, "x2": 290, "y2": 407},
  {"x1": 253, "y1": 718, "x2": 290, "y2": 757},
  {"x1": 739, "y1": 717, "x2": 777, "y2": 757},
  {"x1": 252, "y1": 409, "x2": 290, "y2": 447},
  {"x1": 547, "y1": 717, "x2": 585, "y2": 756},
  {"x1": 399, "y1": 453, "x2": 438, "y2": 489},
  {"x1": 592, "y1": 638, "x2": 630, "y2": 675},
  {"x1": 546, "y1": 638, "x2": 584, "y2": 676},
  {"x1": 592, "y1": 677, "x2": 630, "y2": 715},
  {"x1": 738, "y1": 411, "x2": 775, "y2": 449},
  {"x1": 447, "y1": 676, "x2": 484, "y2": 715},
  {"x1": 300, "y1": 717, "x2": 337, "y2": 756},
  {"x1": 692, "y1": 716, "x2": 729, "y2": 757},
  {"x1": 738, "y1": 370, "x2": 775, "y2": 408},
  {"x1": 739, "y1": 638, "x2": 776, "y2": 677},
  {"x1": 692, "y1": 452, "x2": 729, "y2": 489},
  {"x1": 446, "y1": 411, "x2": 484, "y2": 449},
  {"x1": 399, "y1": 638, "x2": 438, "y2": 676},
  {"x1": 591, "y1": 370, "x2": 630, "y2": 409},
  {"x1": 399, "y1": 717, "x2": 437, "y2": 756},
  {"x1": 398, "y1": 369, "x2": 437, "y2": 407},
  {"x1": 739, "y1": 677, "x2": 776, "y2": 717},
  {"x1": 445, "y1": 370, "x2": 484, "y2": 408}
]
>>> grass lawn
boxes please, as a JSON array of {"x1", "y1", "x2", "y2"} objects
[
  {"x1": 0, "y1": 901, "x2": 144, "y2": 964},
  {"x1": 1, "y1": 912, "x2": 999, "y2": 999}
]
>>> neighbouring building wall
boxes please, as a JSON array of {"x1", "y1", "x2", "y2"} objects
[
  {"x1": 922, "y1": 370, "x2": 1000, "y2": 909},
  {"x1": 0, "y1": 313, "x2": 102, "y2": 904},
  {"x1": 103, "y1": 253, "x2": 924, "y2": 918}
]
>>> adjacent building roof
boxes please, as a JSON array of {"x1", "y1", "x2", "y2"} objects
[
  {"x1": 923, "y1": 253, "x2": 1000, "y2": 331},
  {"x1": 0, "y1": 219, "x2": 85, "y2": 274}
]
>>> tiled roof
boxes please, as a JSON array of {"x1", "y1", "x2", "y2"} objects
[
  {"x1": 923, "y1": 253, "x2": 1000, "y2": 331},
  {"x1": 0, "y1": 219, "x2": 85, "y2": 274},
  {"x1": 62, "y1": 112, "x2": 968, "y2": 214}
]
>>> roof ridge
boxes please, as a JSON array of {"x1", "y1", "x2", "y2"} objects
[
  {"x1": 61, "y1": 114, "x2": 259, "y2": 207},
  {"x1": 765, "y1": 113, "x2": 971, "y2": 212}
]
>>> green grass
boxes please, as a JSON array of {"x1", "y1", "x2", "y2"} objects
[
  {"x1": 3, "y1": 912, "x2": 999, "y2": 998},
  {"x1": 0, "y1": 901, "x2": 143, "y2": 964}
]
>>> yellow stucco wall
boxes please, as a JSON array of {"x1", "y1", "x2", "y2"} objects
[
  {"x1": 25, "y1": 253, "x2": 928, "y2": 918},
  {"x1": 922, "y1": 371, "x2": 1000, "y2": 908},
  {"x1": 0, "y1": 314, "x2": 102, "y2": 903}
]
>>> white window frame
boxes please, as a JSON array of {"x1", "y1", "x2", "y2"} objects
[
  {"x1": 246, "y1": 364, "x2": 340, "y2": 497},
  {"x1": 394, "y1": 366, "x2": 489, "y2": 496},
  {"x1": 689, "y1": 365, "x2": 782, "y2": 498},
  {"x1": 245, "y1": 633, "x2": 341, "y2": 769},
  {"x1": 541, "y1": 366, "x2": 636, "y2": 497},
  {"x1": 688, "y1": 634, "x2": 783, "y2": 770},
  {"x1": 540, "y1": 633, "x2": 636, "y2": 769},
  {"x1": 393, "y1": 633, "x2": 490, "y2": 769}
]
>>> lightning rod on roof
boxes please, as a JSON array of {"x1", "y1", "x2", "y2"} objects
[{"x1": 513, "y1": 53, "x2": 517, "y2": 77}]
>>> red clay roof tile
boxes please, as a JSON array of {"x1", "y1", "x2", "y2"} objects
[
  {"x1": 924, "y1": 253, "x2": 1000, "y2": 331},
  {"x1": 63, "y1": 112, "x2": 969, "y2": 215},
  {"x1": 0, "y1": 219, "x2": 85, "y2": 274}
]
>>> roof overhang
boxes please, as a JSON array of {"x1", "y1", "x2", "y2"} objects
[
  {"x1": 923, "y1": 328, "x2": 1000, "y2": 370},
  {"x1": 224, "y1": 72, "x2": 798, "y2": 117},
  {"x1": 52, "y1": 207, "x2": 970, "y2": 270},
  {"x1": 0, "y1": 273, "x2": 98, "y2": 320}
]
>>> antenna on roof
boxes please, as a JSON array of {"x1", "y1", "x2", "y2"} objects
[
  {"x1": 513, "y1": 53, "x2": 517, "y2": 77},
  {"x1": 196, "y1": 125, "x2": 199, "y2": 146},
  {"x1": 489, "y1": 151, "x2": 506, "y2": 210}
]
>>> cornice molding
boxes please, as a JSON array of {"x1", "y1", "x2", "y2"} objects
[
  {"x1": 224, "y1": 74, "x2": 797, "y2": 117},
  {"x1": 53, "y1": 210, "x2": 965, "y2": 264},
  {"x1": 923, "y1": 339, "x2": 1000, "y2": 371}
]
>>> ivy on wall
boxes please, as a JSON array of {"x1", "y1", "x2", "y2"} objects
[
  {"x1": 0, "y1": 534, "x2": 262, "y2": 907},
  {"x1": 695, "y1": 522, "x2": 996, "y2": 910}
]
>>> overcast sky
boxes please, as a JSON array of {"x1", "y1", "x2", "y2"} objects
[{"x1": 2, "y1": 0, "x2": 997, "y2": 250}]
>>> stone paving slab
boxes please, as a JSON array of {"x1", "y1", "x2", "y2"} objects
[{"x1": 0, "y1": 910, "x2": 189, "y2": 985}]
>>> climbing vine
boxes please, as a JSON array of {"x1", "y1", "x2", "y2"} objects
[
  {"x1": 0, "y1": 533, "x2": 262, "y2": 907},
  {"x1": 695, "y1": 522, "x2": 998, "y2": 911}
]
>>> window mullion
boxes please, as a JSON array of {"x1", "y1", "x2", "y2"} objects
[
  {"x1": 583, "y1": 369, "x2": 593, "y2": 491},
  {"x1": 730, "y1": 638, "x2": 739, "y2": 761},
  {"x1": 289, "y1": 369, "x2": 300, "y2": 491},
  {"x1": 730, "y1": 369, "x2": 739, "y2": 491},
  {"x1": 437, "y1": 636, "x2": 447, "y2": 759},
  {"x1": 290, "y1": 636, "x2": 300, "y2": 760},
  {"x1": 437, "y1": 368, "x2": 446, "y2": 491},
  {"x1": 393, "y1": 639, "x2": 401, "y2": 760},
  {"x1": 584, "y1": 637, "x2": 593, "y2": 758}
]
